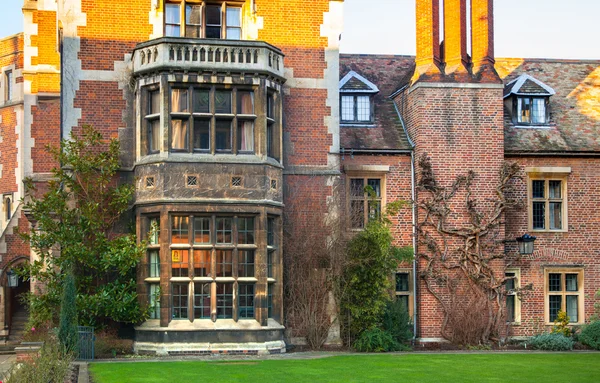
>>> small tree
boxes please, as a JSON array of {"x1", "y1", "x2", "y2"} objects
[
  {"x1": 340, "y1": 196, "x2": 412, "y2": 343},
  {"x1": 58, "y1": 271, "x2": 78, "y2": 354},
  {"x1": 20, "y1": 125, "x2": 147, "y2": 328}
]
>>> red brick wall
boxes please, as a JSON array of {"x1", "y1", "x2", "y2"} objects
[
  {"x1": 31, "y1": 100, "x2": 60, "y2": 173},
  {"x1": 403, "y1": 85, "x2": 505, "y2": 339},
  {"x1": 505, "y1": 156, "x2": 600, "y2": 336},
  {"x1": 74, "y1": 81, "x2": 125, "y2": 139},
  {"x1": 2, "y1": 212, "x2": 31, "y2": 260},
  {"x1": 78, "y1": 0, "x2": 152, "y2": 71},
  {"x1": 0, "y1": 107, "x2": 18, "y2": 195}
]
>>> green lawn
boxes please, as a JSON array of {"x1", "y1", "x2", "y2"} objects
[{"x1": 90, "y1": 353, "x2": 600, "y2": 383}]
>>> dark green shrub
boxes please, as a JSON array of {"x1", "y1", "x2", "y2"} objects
[
  {"x1": 381, "y1": 299, "x2": 413, "y2": 344},
  {"x1": 529, "y1": 333, "x2": 574, "y2": 351},
  {"x1": 3, "y1": 338, "x2": 73, "y2": 383},
  {"x1": 354, "y1": 328, "x2": 409, "y2": 352},
  {"x1": 58, "y1": 272, "x2": 79, "y2": 354},
  {"x1": 579, "y1": 321, "x2": 600, "y2": 350}
]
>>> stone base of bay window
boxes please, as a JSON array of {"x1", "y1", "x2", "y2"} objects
[{"x1": 134, "y1": 319, "x2": 285, "y2": 356}]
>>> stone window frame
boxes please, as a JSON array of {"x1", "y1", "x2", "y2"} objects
[
  {"x1": 394, "y1": 269, "x2": 414, "y2": 318},
  {"x1": 345, "y1": 165, "x2": 389, "y2": 231},
  {"x1": 504, "y1": 268, "x2": 521, "y2": 325},
  {"x1": 164, "y1": 0, "x2": 245, "y2": 40},
  {"x1": 267, "y1": 216, "x2": 278, "y2": 319},
  {"x1": 544, "y1": 267, "x2": 584, "y2": 325},
  {"x1": 526, "y1": 167, "x2": 570, "y2": 233},
  {"x1": 4, "y1": 70, "x2": 13, "y2": 103},
  {"x1": 168, "y1": 213, "x2": 258, "y2": 322},
  {"x1": 144, "y1": 86, "x2": 161, "y2": 154},
  {"x1": 3, "y1": 193, "x2": 13, "y2": 222},
  {"x1": 168, "y1": 84, "x2": 256, "y2": 155}
]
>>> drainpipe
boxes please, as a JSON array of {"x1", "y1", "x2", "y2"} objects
[{"x1": 411, "y1": 150, "x2": 418, "y2": 342}]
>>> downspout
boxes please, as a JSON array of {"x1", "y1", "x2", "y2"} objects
[{"x1": 392, "y1": 95, "x2": 418, "y2": 342}]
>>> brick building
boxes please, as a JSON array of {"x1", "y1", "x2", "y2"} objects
[{"x1": 0, "y1": 0, "x2": 598, "y2": 351}]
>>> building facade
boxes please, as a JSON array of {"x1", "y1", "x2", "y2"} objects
[{"x1": 0, "y1": 0, "x2": 598, "y2": 350}]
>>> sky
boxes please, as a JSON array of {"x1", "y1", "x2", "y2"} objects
[{"x1": 1, "y1": 0, "x2": 599, "y2": 59}]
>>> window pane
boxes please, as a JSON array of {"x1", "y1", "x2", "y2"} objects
[
  {"x1": 206, "y1": 5, "x2": 222, "y2": 25},
  {"x1": 268, "y1": 284, "x2": 273, "y2": 318},
  {"x1": 171, "y1": 89, "x2": 189, "y2": 113},
  {"x1": 237, "y1": 121, "x2": 254, "y2": 152},
  {"x1": 356, "y1": 96, "x2": 371, "y2": 121},
  {"x1": 171, "y1": 249, "x2": 189, "y2": 277},
  {"x1": 185, "y1": 5, "x2": 202, "y2": 38},
  {"x1": 215, "y1": 120, "x2": 232, "y2": 150},
  {"x1": 548, "y1": 181, "x2": 561, "y2": 199},
  {"x1": 237, "y1": 91, "x2": 254, "y2": 114},
  {"x1": 226, "y1": 28, "x2": 241, "y2": 40},
  {"x1": 350, "y1": 178, "x2": 364, "y2": 197},
  {"x1": 149, "y1": 90, "x2": 160, "y2": 115},
  {"x1": 216, "y1": 283, "x2": 233, "y2": 319},
  {"x1": 172, "y1": 283, "x2": 189, "y2": 319},
  {"x1": 226, "y1": 7, "x2": 241, "y2": 27},
  {"x1": 341, "y1": 95, "x2": 354, "y2": 121},
  {"x1": 532, "y1": 98, "x2": 546, "y2": 124},
  {"x1": 506, "y1": 295, "x2": 515, "y2": 323},
  {"x1": 193, "y1": 89, "x2": 210, "y2": 113},
  {"x1": 238, "y1": 284, "x2": 255, "y2": 319},
  {"x1": 238, "y1": 250, "x2": 255, "y2": 278},
  {"x1": 149, "y1": 120, "x2": 160, "y2": 152},
  {"x1": 165, "y1": 4, "x2": 181, "y2": 37},
  {"x1": 565, "y1": 274, "x2": 578, "y2": 292},
  {"x1": 267, "y1": 123, "x2": 275, "y2": 158},
  {"x1": 548, "y1": 273, "x2": 561, "y2": 292},
  {"x1": 194, "y1": 283, "x2": 211, "y2": 319},
  {"x1": 549, "y1": 295, "x2": 562, "y2": 322},
  {"x1": 237, "y1": 217, "x2": 255, "y2": 245},
  {"x1": 350, "y1": 200, "x2": 365, "y2": 229},
  {"x1": 216, "y1": 250, "x2": 233, "y2": 277},
  {"x1": 171, "y1": 120, "x2": 189, "y2": 150},
  {"x1": 193, "y1": 120, "x2": 210, "y2": 150},
  {"x1": 267, "y1": 94, "x2": 275, "y2": 119},
  {"x1": 395, "y1": 273, "x2": 409, "y2": 292},
  {"x1": 172, "y1": 216, "x2": 189, "y2": 244},
  {"x1": 215, "y1": 91, "x2": 232, "y2": 113},
  {"x1": 398, "y1": 295, "x2": 409, "y2": 311},
  {"x1": 532, "y1": 202, "x2": 545, "y2": 230},
  {"x1": 368, "y1": 201, "x2": 381, "y2": 221},
  {"x1": 505, "y1": 273, "x2": 516, "y2": 291},
  {"x1": 149, "y1": 217, "x2": 160, "y2": 245},
  {"x1": 518, "y1": 97, "x2": 531, "y2": 123},
  {"x1": 267, "y1": 218, "x2": 275, "y2": 247},
  {"x1": 216, "y1": 218, "x2": 232, "y2": 243},
  {"x1": 193, "y1": 250, "x2": 211, "y2": 278},
  {"x1": 149, "y1": 250, "x2": 160, "y2": 278},
  {"x1": 549, "y1": 202, "x2": 562, "y2": 230},
  {"x1": 149, "y1": 284, "x2": 160, "y2": 319},
  {"x1": 566, "y1": 296, "x2": 578, "y2": 322},
  {"x1": 532, "y1": 180, "x2": 545, "y2": 199},
  {"x1": 193, "y1": 217, "x2": 211, "y2": 244},
  {"x1": 267, "y1": 250, "x2": 274, "y2": 278},
  {"x1": 367, "y1": 179, "x2": 381, "y2": 198}
]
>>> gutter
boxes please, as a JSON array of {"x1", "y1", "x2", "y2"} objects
[
  {"x1": 340, "y1": 148, "x2": 411, "y2": 155},
  {"x1": 505, "y1": 151, "x2": 600, "y2": 157}
]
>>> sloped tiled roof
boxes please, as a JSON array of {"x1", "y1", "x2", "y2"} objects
[
  {"x1": 497, "y1": 58, "x2": 600, "y2": 153},
  {"x1": 339, "y1": 54, "x2": 415, "y2": 151}
]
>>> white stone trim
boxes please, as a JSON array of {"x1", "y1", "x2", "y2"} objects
[
  {"x1": 409, "y1": 82, "x2": 504, "y2": 93},
  {"x1": 344, "y1": 164, "x2": 390, "y2": 173},
  {"x1": 339, "y1": 70, "x2": 379, "y2": 93},
  {"x1": 525, "y1": 166, "x2": 571, "y2": 174},
  {"x1": 504, "y1": 73, "x2": 556, "y2": 98}
]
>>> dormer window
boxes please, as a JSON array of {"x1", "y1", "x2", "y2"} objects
[
  {"x1": 504, "y1": 74, "x2": 555, "y2": 127},
  {"x1": 339, "y1": 70, "x2": 379, "y2": 126},
  {"x1": 165, "y1": 1, "x2": 242, "y2": 39}
]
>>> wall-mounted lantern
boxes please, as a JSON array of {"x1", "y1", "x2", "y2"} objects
[
  {"x1": 6, "y1": 269, "x2": 19, "y2": 288},
  {"x1": 516, "y1": 233, "x2": 536, "y2": 255}
]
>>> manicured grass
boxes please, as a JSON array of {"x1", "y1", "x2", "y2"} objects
[{"x1": 90, "y1": 353, "x2": 600, "y2": 383}]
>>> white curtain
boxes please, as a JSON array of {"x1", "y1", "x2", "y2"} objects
[{"x1": 239, "y1": 121, "x2": 254, "y2": 152}]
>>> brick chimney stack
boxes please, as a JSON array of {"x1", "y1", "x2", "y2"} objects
[
  {"x1": 414, "y1": 0, "x2": 441, "y2": 76},
  {"x1": 443, "y1": 0, "x2": 469, "y2": 74},
  {"x1": 471, "y1": 0, "x2": 496, "y2": 75},
  {"x1": 413, "y1": 0, "x2": 500, "y2": 82}
]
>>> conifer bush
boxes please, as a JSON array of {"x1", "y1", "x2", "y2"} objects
[
  {"x1": 579, "y1": 321, "x2": 600, "y2": 350},
  {"x1": 529, "y1": 333, "x2": 574, "y2": 351}
]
